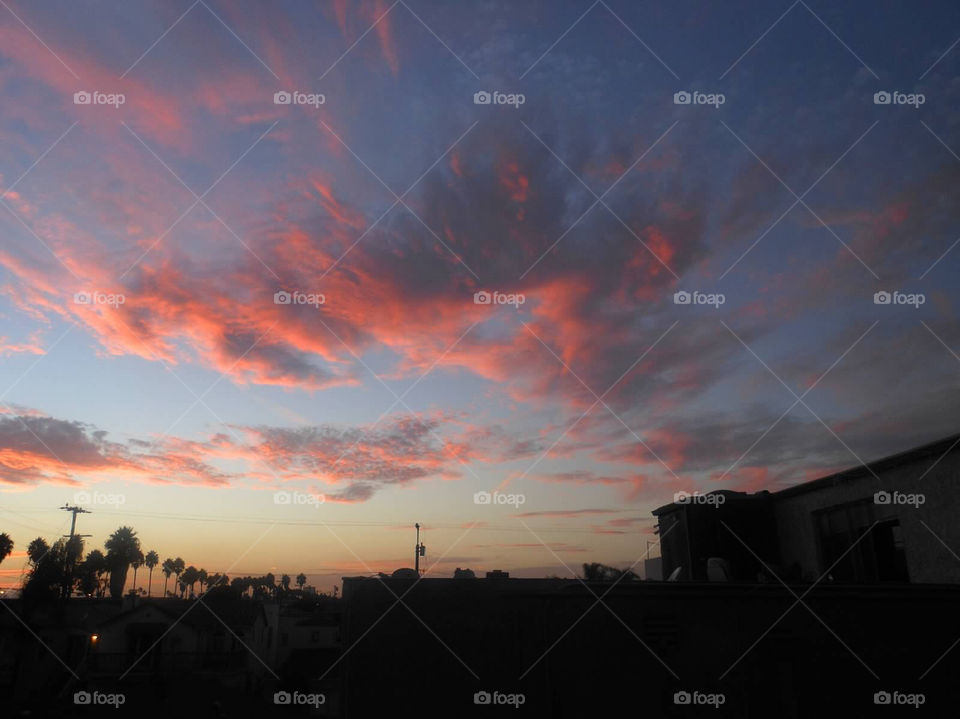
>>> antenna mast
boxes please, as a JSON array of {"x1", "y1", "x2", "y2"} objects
[{"x1": 415, "y1": 523, "x2": 425, "y2": 575}]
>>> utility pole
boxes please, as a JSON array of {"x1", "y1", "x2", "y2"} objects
[
  {"x1": 415, "y1": 523, "x2": 425, "y2": 575},
  {"x1": 61, "y1": 504, "x2": 92, "y2": 599},
  {"x1": 62, "y1": 504, "x2": 91, "y2": 540}
]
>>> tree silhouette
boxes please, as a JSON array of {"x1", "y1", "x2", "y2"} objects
[
  {"x1": 62, "y1": 535, "x2": 85, "y2": 598},
  {"x1": 172, "y1": 557, "x2": 185, "y2": 596},
  {"x1": 105, "y1": 526, "x2": 141, "y2": 598},
  {"x1": 281, "y1": 574, "x2": 291, "y2": 595},
  {"x1": 78, "y1": 549, "x2": 106, "y2": 597},
  {"x1": 161, "y1": 558, "x2": 175, "y2": 597},
  {"x1": 145, "y1": 550, "x2": 159, "y2": 597},
  {"x1": 231, "y1": 576, "x2": 249, "y2": 597},
  {"x1": 22, "y1": 538, "x2": 74, "y2": 602},
  {"x1": 92, "y1": 549, "x2": 108, "y2": 597},
  {"x1": 197, "y1": 568, "x2": 208, "y2": 594},
  {"x1": 130, "y1": 550, "x2": 145, "y2": 595},
  {"x1": 0, "y1": 533, "x2": 13, "y2": 565},
  {"x1": 207, "y1": 572, "x2": 226, "y2": 590},
  {"x1": 27, "y1": 537, "x2": 49, "y2": 566},
  {"x1": 204, "y1": 574, "x2": 233, "y2": 599},
  {"x1": 581, "y1": 562, "x2": 639, "y2": 582},
  {"x1": 296, "y1": 573, "x2": 306, "y2": 590},
  {"x1": 181, "y1": 566, "x2": 199, "y2": 598}
]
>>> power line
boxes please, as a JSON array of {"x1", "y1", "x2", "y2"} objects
[{"x1": 62, "y1": 507, "x2": 649, "y2": 534}]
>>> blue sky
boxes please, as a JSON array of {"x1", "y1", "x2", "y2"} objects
[{"x1": 0, "y1": 0, "x2": 958, "y2": 591}]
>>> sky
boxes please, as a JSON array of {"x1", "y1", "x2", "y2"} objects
[{"x1": 0, "y1": 0, "x2": 958, "y2": 593}]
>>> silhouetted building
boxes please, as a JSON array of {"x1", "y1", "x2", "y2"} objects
[
  {"x1": 340, "y1": 573, "x2": 960, "y2": 716},
  {"x1": 0, "y1": 598, "x2": 118, "y2": 708},
  {"x1": 654, "y1": 433, "x2": 960, "y2": 583},
  {"x1": 269, "y1": 600, "x2": 341, "y2": 716},
  {"x1": 2, "y1": 595, "x2": 343, "y2": 717},
  {"x1": 653, "y1": 489, "x2": 779, "y2": 581},
  {"x1": 89, "y1": 599, "x2": 271, "y2": 679}
]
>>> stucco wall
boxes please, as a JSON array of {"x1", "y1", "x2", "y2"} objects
[{"x1": 774, "y1": 448, "x2": 960, "y2": 582}]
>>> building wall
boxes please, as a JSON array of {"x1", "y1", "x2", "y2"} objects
[
  {"x1": 656, "y1": 509, "x2": 688, "y2": 580},
  {"x1": 774, "y1": 447, "x2": 960, "y2": 583},
  {"x1": 655, "y1": 495, "x2": 779, "y2": 581},
  {"x1": 644, "y1": 557, "x2": 662, "y2": 581},
  {"x1": 97, "y1": 608, "x2": 201, "y2": 653},
  {"x1": 342, "y1": 577, "x2": 960, "y2": 717}
]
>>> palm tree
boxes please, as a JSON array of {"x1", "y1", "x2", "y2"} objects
[
  {"x1": 197, "y1": 568, "x2": 208, "y2": 594},
  {"x1": 296, "y1": 573, "x2": 306, "y2": 591},
  {"x1": 161, "y1": 558, "x2": 175, "y2": 597},
  {"x1": 27, "y1": 537, "x2": 49, "y2": 566},
  {"x1": 145, "y1": 551, "x2": 159, "y2": 597},
  {"x1": 130, "y1": 550, "x2": 145, "y2": 595},
  {"x1": 22, "y1": 538, "x2": 68, "y2": 601},
  {"x1": 181, "y1": 566, "x2": 199, "y2": 597},
  {"x1": 231, "y1": 576, "x2": 249, "y2": 597},
  {"x1": 77, "y1": 549, "x2": 105, "y2": 597},
  {"x1": 281, "y1": 574, "x2": 291, "y2": 595},
  {"x1": 82, "y1": 549, "x2": 108, "y2": 597},
  {"x1": 173, "y1": 557, "x2": 185, "y2": 596},
  {"x1": 0, "y1": 533, "x2": 13, "y2": 565},
  {"x1": 104, "y1": 526, "x2": 141, "y2": 598}
]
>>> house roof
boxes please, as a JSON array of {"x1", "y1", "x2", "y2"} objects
[
  {"x1": 650, "y1": 432, "x2": 960, "y2": 516},
  {"x1": 651, "y1": 489, "x2": 771, "y2": 517},
  {"x1": 771, "y1": 432, "x2": 960, "y2": 498},
  {"x1": 98, "y1": 599, "x2": 266, "y2": 631}
]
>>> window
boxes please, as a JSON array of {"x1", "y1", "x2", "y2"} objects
[{"x1": 814, "y1": 500, "x2": 908, "y2": 582}]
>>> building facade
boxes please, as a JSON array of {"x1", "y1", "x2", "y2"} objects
[{"x1": 654, "y1": 434, "x2": 960, "y2": 584}]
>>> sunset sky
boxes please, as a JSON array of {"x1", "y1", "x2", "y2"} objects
[{"x1": 0, "y1": 0, "x2": 958, "y2": 592}]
